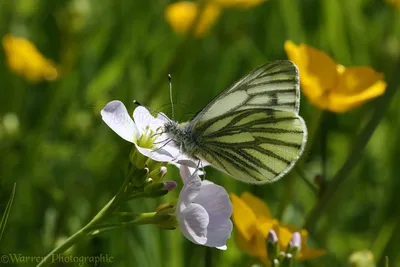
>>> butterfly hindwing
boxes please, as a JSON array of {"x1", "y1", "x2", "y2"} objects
[{"x1": 194, "y1": 109, "x2": 307, "y2": 184}]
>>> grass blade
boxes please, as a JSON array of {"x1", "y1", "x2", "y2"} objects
[{"x1": 0, "y1": 183, "x2": 17, "y2": 245}]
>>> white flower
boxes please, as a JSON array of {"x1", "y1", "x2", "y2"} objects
[
  {"x1": 101, "y1": 100, "x2": 179, "y2": 162},
  {"x1": 177, "y1": 165, "x2": 233, "y2": 250},
  {"x1": 101, "y1": 100, "x2": 208, "y2": 169}
]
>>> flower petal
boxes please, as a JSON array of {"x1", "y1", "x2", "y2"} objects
[
  {"x1": 299, "y1": 43, "x2": 338, "y2": 91},
  {"x1": 133, "y1": 106, "x2": 165, "y2": 133},
  {"x1": 157, "y1": 112, "x2": 171, "y2": 124},
  {"x1": 136, "y1": 145, "x2": 175, "y2": 162},
  {"x1": 285, "y1": 40, "x2": 338, "y2": 109},
  {"x1": 101, "y1": 100, "x2": 139, "y2": 143},
  {"x1": 165, "y1": 2, "x2": 221, "y2": 38},
  {"x1": 195, "y1": 183, "x2": 232, "y2": 219},
  {"x1": 231, "y1": 193, "x2": 257, "y2": 241},
  {"x1": 179, "y1": 165, "x2": 193, "y2": 184},
  {"x1": 178, "y1": 167, "x2": 202, "y2": 212},
  {"x1": 178, "y1": 203, "x2": 209, "y2": 245},
  {"x1": 204, "y1": 218, "x2": 232, "y2": 249},
  {"x1": 241, "y1": 192, "x2": 272, "y2": 219},
  {"x1": 329, "y1": 66, "x2": 387, "y2": 112}
]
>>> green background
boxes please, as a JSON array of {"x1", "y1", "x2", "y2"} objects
[{"x1": 1, "y1": 0, "x2": 400, "y2": 266}]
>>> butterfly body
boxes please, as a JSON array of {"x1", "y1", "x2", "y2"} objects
[
  {"x1": 163, "y1": 60, "x2": 307, "y2": 184},
  {"x1": 164, "y1": 121, "x2": 202, "y2": 159}
]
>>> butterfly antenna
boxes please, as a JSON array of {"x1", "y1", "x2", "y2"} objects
[{"x1": 169, "y1": 74, "x2": 175, "y2": 121}]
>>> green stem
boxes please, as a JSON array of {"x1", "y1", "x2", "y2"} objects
[
  {"x1": 88, "y1": 212, "x2": 158, "y2": 232},
  {"x1": 304, "y1": 61, "x2": 400, "y2": 233},
  {"x1": 36, "y1": 197, "x2": 116, "y2": 267},
  {"x1": 36, "y1": 164, "x2": 137, "y2": 267},
  {"x1": 295, "y1": 168, "x2": 317, "y2": 195},
  {"x1": 296, "y1": 109, "x2": 324, "y2": 194}
]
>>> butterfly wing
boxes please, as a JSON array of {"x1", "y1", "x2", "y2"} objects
[
  {"x1": 191, "y1": 60, "x2": 307, "y2": 184},
  {"x1": 192, "y1": 60, "x2": 300, "y2": 124}
]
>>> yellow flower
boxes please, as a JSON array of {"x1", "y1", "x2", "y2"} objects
[
  {"x1": 2, "y1": 34, "x2": 60, "y2": 83},
  {"x1": 214, "y1": 0, "x2": 265, "y2": 8},
  {"x1": 165, "y1": 0, "x2": 265, "y2": 38},
  {"x1": 385, "y1": 0, "x2": 400, "y2": 8},
  {"x1": 231, "y1": 192, "x2": 326, "y2": 264},
  {"x1": 284, "y1": 40, "x2": 387, "y2": 113},
  {"x1": 164, "y1": 2, "x2": 221, "y2": 38}
]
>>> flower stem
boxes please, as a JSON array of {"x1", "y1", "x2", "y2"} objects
[
  {"x1": 304, "y1": 61, "x2": 400, "y2": 233},
  {"x1": 36, "y1": 197, "x2": 116, "y2": 267},
  {"x1": 295, "y1": 109, "x2": 324, "y2": 193},
  {"x1": 36, "y1": 163, "x2": 137, "y2": 267}
]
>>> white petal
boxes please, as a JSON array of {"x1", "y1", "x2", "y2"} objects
[
  {"x1": 194, "y1": 183, "x2": 232, "y2": 219},
  {"x1": 204, "y1": 219, "x2": 233, "y2": 249},
  {"x1": 169, "y1": 162, "x2": 205, "y2": 176},
  {"x1": 194, "y1": 183, "x2": 232, "y2": 248},
  {"x1": 178, "y1": 203, "x2": 209, "y2": 245},
  {"x1": 201, "y1": 180, "x2": 214, "y2": 186},
  {"x1": 157, "y1": 112, "x2": 171, "y2": 124},
  {"x1": 133, "y1": 106, "x2": 165, "y2": 133},
  {"x1": 101, "y1": 101, "x2": 139, "y2": 143},
  {"x1": 177, "y1": 159, "x2": 199, "y2": 169},
  {"x1": 177, "y1": 172, "x2": 201, "y2": 212},
  {"x1": 136, "y1": 145, "x2": 175, "y2": 162},
  {"x1": 179, "y1": 165, "x2": 192, "y2": 184}
]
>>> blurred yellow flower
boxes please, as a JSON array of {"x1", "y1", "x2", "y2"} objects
[
  {"x1": 284, "y1": 40, "x2": 387, "y2": 113},
  {"x1": 165, "y1": 0, "x2": 265, "y2": 37},
  {"x1": 2, "y1": 34, "x2": 60, "y2": 83},
  {"x1": 164, "y1": 2, "x2": 221, "y2": 38},
  {"x1": 231, "y1": 192, "x2": 326, "y2": 264},
  {"x1": 215, "y1": 0, "x2": 265, "y2": 8},
  {"x1": 385, "y1": 0, "x2": 400, "y2": 8}
]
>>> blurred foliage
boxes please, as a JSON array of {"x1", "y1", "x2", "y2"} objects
[{"x1": 0, "y1": 0, "x2": 400, "y2": 266}]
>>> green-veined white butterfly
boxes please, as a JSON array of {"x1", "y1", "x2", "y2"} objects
[{"x1": 163, "y1": 60, "x2": 307, "y2": 184}]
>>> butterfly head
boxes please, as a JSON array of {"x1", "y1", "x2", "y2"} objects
[{"x1": 163, "y1": 121, "x2": 199, "y2": 158}]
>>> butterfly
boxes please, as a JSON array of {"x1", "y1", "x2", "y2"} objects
[{"x1": 163, "y1": 60, "x2": 307, "y2": 184}]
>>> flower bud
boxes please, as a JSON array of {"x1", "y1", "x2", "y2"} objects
[
  {"x1": 267, "y1": 229, "x2": 279, "y2": 261},
  {"x1": 286, "y1": 232, "x2": 301, "y2": 257},
  {"x1": 130, "y1": 167, "x2": 149, "y2": 187},
  {"x1": 144, "y1": 181, "x2": 177, "y2": 197},
  {"x1": 148, "y1": 165, "x2": 168, "y2": 182}
]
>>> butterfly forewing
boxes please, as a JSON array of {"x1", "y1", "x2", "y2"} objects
[
  {"x1": 193, "y1": 60, "x2": 300, "y2": 124},
  {"x1": 194, "y1": 109, "x2": 307, "y2": 184},
  {"x1": 189, "y1": 60, "x2": 307, "y2": 184}
]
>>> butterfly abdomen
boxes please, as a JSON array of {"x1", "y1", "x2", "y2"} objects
[{"x1": 163, "y1": 121, "x2": 202, "y2": 159}]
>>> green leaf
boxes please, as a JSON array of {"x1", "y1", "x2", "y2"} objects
[{"x1": 0, "y1": 183, "x2": 16, "y2": 246}]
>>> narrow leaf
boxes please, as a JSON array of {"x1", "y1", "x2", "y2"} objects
[{"x1": 0, "y1": 183, "x2": 17, "y2": 245}]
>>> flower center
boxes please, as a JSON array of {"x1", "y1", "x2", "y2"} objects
[{"x1": 137, "y1": 126, "x2": 162, "y2": 149}]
